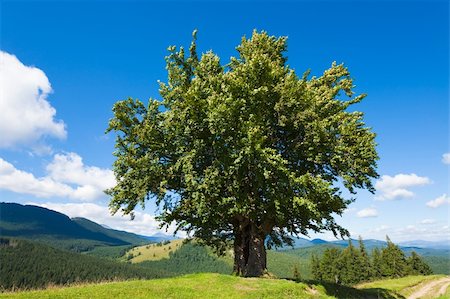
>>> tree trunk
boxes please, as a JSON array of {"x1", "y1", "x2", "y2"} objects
[{"x1": 233, "y1": 218, "x2": 267, "y2": 277}]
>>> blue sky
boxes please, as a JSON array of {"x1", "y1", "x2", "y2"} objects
[{"x1": 0, "y1": 0, "x2": 448, "y2": 242}]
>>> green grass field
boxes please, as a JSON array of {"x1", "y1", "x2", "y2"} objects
[
  {"x1": 2, "y1": 273, "x2": 448, "y2": 299},
  {"x1": 124, "y1": 239, "x2": 184, "y2": 263},
  {"x1": 0, "y1": 273, "x2": 330, "y2": 299}
]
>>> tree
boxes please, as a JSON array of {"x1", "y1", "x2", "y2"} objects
[
  {"x1": 292, "y1": 263, "x2": 302, "y2": 282},
  {"x1": 407, "y1": 251, "x2": 432, "y2": 275},
  {"x1": 358, "y1": 236, "x2": 372, "y2": 281},
  {"x1": 310, "y1": 253, "x2": 322, "y2": 281},
  {"x1": 381, "y1": 236, "x2": 408, "y2": 277},
  {"x1": 371, "y1": 247, "x2": 383, "y2": 278},
  {"x1": 320, "y1": 247, "x2": 342, "y2": 284},
  {"x1": 106, "y1": 30, "x2": 379, "y2": 277},
  {"x1": 338, "y1": 240, "x2": 363, "y2": 285}
]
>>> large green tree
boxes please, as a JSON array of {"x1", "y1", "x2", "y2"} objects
[{"x1": 106, "y1": 30, "x2": 378, "y2": 277}]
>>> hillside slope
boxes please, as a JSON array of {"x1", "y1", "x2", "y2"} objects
[
  {"x1": 72, "y1": 217, "x2": 150, "y2": 246},
  {"x1": 0, "y1": 238, "x2": 171, "y2": 291},
  {"x1": 0, "y1": 203, "x2": 152, "y2": 251},
  {"x1": 2, "y1": 273, "x2": 447, "y2": 299}
]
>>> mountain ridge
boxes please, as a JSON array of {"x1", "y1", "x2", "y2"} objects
[{"x1": 0, "y1": 202, "x2": 171, "y2": 251}]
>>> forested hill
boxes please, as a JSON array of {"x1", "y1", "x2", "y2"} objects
[
  {"x1": 0, "y1": 238, "x2": 171, "y2": 290},
  {"x1": 0, "y1": 202, "x2": 152, "y2": 251}
]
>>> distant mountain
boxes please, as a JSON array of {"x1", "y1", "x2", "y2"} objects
[
  {"x1": 399, "y1": 240, "x2": 450, "y2": 250},
  {"x1": 0, "y1": 202, "x2": 159, "y2": 251},
  {"x1": 278, "y1": 236, "x2": 450, "y2": 256},
  {"x1": 328, "y1": 238, "x2": 389, "y2": 250},
  {"x1": 311, "y1": 238, "x2": 328, "y2": 245},
  {"x1": 73, "y1": 218, "x2": 173, "y2": 244},
  {"x1": 72, "y1": 217, "x2": 153, "y2": 245},
  {"x1": 143, "y1": 232, "x2": 178, "y2": 242}
]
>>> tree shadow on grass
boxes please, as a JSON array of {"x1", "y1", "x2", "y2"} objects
[{"x1": 293, "y1": 279, "x2": 405, "y2": 299}]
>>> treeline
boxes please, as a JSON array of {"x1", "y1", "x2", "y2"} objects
[
  {"x1": 311, "y1": 237, "x2": 433, "y2": 285},
  {"x1": 84, "y1": 244, "x2": 135, "y2": 260},
  {"x1": 0, "y1": 238, "x2": 171, "y2": 291}
]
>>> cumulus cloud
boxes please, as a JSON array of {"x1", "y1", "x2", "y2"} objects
[
  {"x1": 27, "y1": 202, "x2": 182, "y2": 237},
  {"x1": 375, "y1": 173, "x2": 431, "y2": 200},
  {"x1": 357, "y1": 207, "x2": 378, "y2": 218},
  {"x1": 46, "y1": 152, "x2": 115, "y2": 199},
  {"x1": 0, "y1": 51, "x2": 66, "y2": 149},
  {"x1": 0, "y1": 158, "x2": 74, "y2": 198},
  {"x1": 443, "y1": 153, "x2": 450, "y2": 165},
  {"x1": 0, "y1": 152, "x2": 114, "y2": 200},
  {"x1": 426, "y1": 194, "x2": 450, "y2": 208}
]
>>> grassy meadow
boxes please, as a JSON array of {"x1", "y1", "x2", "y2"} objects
[
  {"x1": 123, "y1": 239, "x2": 184, "y2": 263},
  {"x1": 2, "y1": 273, "x2": 449, "y2": 299}
]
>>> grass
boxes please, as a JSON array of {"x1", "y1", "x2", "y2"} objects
[
  {"x1": 0, "y1": 273, "x2": 334, "y2": 299},
  {"x1": 436, "y1": 283, "x2": 450, "y2": 299},
  {"x1": 123, "y1": 239, "x2": 184, "y2": 263},
  {"x1": 3, "y1": 273, "x2": 446, "y2": 299}
]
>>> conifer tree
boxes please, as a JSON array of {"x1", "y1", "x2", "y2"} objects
[
  {"x1": 338, "y1": 240, "x2": 363, "y2": 284},
  {"x1": 371, "y1": 247, "x2": 383, "y2": 279},
  {"x1": 358, "y1": 236, "x2": 371, "y2": 281},
  {"x1": 320, "y1": 247, "x2": 342, "y2": 283},
  {"x1": 381, "y1": 236, "x2": 408, "y2": 277},
  {"x1": 311, "y1": 253, "x2": 322, "y2": 281},
  {"x1": 407, "y1": 251, "x2": 433, "y2": 275}
]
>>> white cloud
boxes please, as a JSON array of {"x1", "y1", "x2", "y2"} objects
[
  {"x1": 46, "y1": 152, "x2": 115, "y2": 199},
  {"x1": 393, "y1": 224, "x2": 450, "y2": 242},
  {"x1": 0, "y1": 51, "x2": 66, "y2": 149},
  {"x1": 357, "y1": 207, "x2": 378, "y2": 218},
  {"x1": 27, "y1": 202, "x2": 182, "y2": 237},
  {"x1": 375, "y1": 173, "x2": 431, "y2": 200},
  {"x1": 370, "y1": 225, "x2": 390, "y2": 233},
  {"x1": 363, "y1": 223, "x2": 450, "y2": 242},
  {"x1": 0, "y1": 152, "x2": 115, "y2": 201},
  {"x1": 420, "y1": 219, "x2": 436, "y2": 225},
  {"x1": 443, "y1": 153, "x2": 450, "y2": 165},
  {"x1": 426, "y1": 194, "x2": 450, "y2": 208}
]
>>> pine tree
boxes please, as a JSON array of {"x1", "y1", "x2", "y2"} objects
[
  {"x1": 292, "y1": 263, "x2": 302, "y2": 282},
  {"x1": 338, "y1": 240, "x2": 363, "y2": 284},
  {"x1": 311, "y1": 253, "x2": 322, "y2": 281},
  {"x1": 371, "y1": 247, "x2": 383, "y2": 279},
  {"x1": 320, "y1": 247, "x2": 342, "y2": 284},
  {"x1": 358, "y1": 236, "x2": 372, "y2": 282},
  {"x1": 381, "y1": 236, "x2": 408, "y2": 278},
  {"x1": 407, "y1": 251, "x2": 433, "y2": 275}
]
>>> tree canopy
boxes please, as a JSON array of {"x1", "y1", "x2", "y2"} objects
[{"x1": 106, "y1": 30, "x2": 378, "y2": 276}]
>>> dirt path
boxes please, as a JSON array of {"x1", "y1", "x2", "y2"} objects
[{"x1": 407, "y1": 277, "x2": 450, "y2": 299}]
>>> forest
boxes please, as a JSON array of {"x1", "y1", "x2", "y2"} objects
[
  {"x1": 0, "y1": 238, "x2": 235, "y2": 291},
  {"x1": 311, "y1": 237, "x2": 432, "y2": 285}
]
